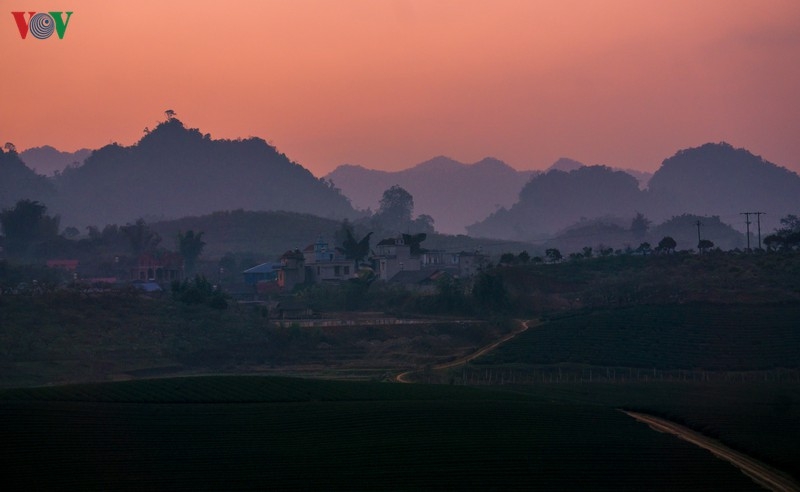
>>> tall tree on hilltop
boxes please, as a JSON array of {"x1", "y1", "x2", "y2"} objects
[
  {"x1": 373, "y1": 185, "x2": 414, "y2": 232},
  {"x1": 0, "y1": 199, "x2": 60, "y2": 257},
  {"x1": 657, "y1": 236, "x2": 677, "y2": 254},
  {"x1": 545, "y1": 248, "x2": 562, "y2": 263},
  {"x1": 698, "y1": 239, "x2": 714, "y2": 254},
  {"x1": 763, "y1": 214, "x2": 800, "y2": 251},
  {"x1": 178, "y1": 230, "x2": 206, "y2": 275},
  {"x1": 630, "y1": 212, "x2": 651, "y2": 239},
  {"x1": 121, "y1": 219, "x2": 161, "y2": 257}
]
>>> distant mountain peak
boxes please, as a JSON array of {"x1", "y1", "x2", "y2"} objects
[
  {"x1": 413, "y1": 155, "x2": 465, "y2": 172},
  {"x1": 19, "y1": 145, "x2": 92, "y2": 176},
  {"x1": 138, "y1": 117, "x2": 205, "y2": 148},
  {"x1": 547, "y1": 157, "x2": 585, "y2": 173},
  {"x1": 472, "y1": 157, "x2": 515, "y2": 171}
]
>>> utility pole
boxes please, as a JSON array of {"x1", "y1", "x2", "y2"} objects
[
  {"x1": 741, "y1": 212, "x2": 752, "y2": 252},
  {"x1": 695, "y1": 220, "x2": 702, "y2": 247},
  {"x1": 741, "y1": 212, "x2": 766, "y2": 251},
  {"x1": 754, "y1": 212, "x2": 765, "y2": 250}
]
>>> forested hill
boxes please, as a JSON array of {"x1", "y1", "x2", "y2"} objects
[
  {"x1": 467, "y1": 166, "x2": 646, "y2": 240},
  {"x1": 467, "y1": 143, "x2": 800, "y2": 241},
  {"x1": 52, "y1": 118, "x2": 356, "y2": 228},
  {"x1": 647, "y1": 142, "x2": 800, "y2": 232}
]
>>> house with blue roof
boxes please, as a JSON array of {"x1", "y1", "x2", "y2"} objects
[{"x1": 242, "y1": 262, "x2": 282, "y2": 285}]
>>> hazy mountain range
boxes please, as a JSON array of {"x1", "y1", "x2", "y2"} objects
[
  {"x1": 3, "y1": 119, "x2": 797, "y2": 249},
  {"x1": 326, "y1": 157, "x2": 536, "y2": 235},
  {"x1": 468, "y1": 143, "x2": 800, "y2": 242},
  {"x1": 326, "y1": 157, "x2": 652, "y2": 235}
]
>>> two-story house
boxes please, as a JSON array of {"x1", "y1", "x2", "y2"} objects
[{"x1": 373, "y1": 236, "x2": 422, "y2": 281}]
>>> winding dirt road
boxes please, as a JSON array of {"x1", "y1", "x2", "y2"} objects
[
  {"x1": 395, "y1": 319, "x2": 537, "y2": 383},
  {"x1": 623, "y1": 410, "x2": 800, "y2": 492}
]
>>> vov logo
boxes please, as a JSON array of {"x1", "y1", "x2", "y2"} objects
[{"x1": 11, "y1": 11, "x2": 73, "y2": 39}]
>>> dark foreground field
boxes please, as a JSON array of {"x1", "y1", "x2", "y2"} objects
[{"x1": 0, "y1": 376, "x2": 767, "y2": 491}]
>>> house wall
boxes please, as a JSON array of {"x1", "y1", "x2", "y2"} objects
[
  {"x1": 311, "y1": 261, "x2": 354, "y2": 282},
  {"x1": 278, "y1": 258, "x2": 306, "y2": 290},
  {"x1": 378, "y1": 257, "x2": 421, "y2": 281}
]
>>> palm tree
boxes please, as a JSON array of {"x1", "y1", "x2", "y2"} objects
[
  {"x1": 178, "y1": 230, "x2": 206, "y2": 275},
  {"x1": 402, "y1": 233, "x2": 427, "y2": 255},
  {"x1": 342, "y1": 228, "x2": 373, "y2": 269}
]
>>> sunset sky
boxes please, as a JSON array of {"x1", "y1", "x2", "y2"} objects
[{"x1": 3, "y1": 0, "x2": 800, "y2": 175}]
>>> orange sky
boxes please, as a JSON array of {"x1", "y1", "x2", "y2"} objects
[{"x1": 3, "y1": 0, "x2": 800, "y2": 175}]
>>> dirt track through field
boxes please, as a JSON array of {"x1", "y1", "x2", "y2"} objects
[
  {"x1": 395, "y1": 319, "x2": 536, "y2": 383},
  {"x1": 623, "y1": 410, "x2": 800, "y2": 492}
]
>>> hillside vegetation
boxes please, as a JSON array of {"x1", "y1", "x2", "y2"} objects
[
  {"x1": 497, "y1": 251, "x2": 800, "y2": 313},
  {"x1": 473, "y1": 304, "x2": 800, "y2": 371},
  {"x1": 149, "y1": 209, "x2": 537, "y2": 261},
  {"x1": 2, "y1": 249, "x2": 799, "y2": 487},
  {"x1": 0, "y1": 288, "x2": 510, "y2": 388},
  {"x1": 0, "y1": 376, "x2": 765, "y2": 490}
]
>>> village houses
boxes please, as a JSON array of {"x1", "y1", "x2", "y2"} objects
[{"x1": 243, "y1": 234, "x2": 487, "y2": 295}]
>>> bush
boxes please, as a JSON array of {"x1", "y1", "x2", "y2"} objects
[{"x1": 171, "y1": 275, "x2": 228, "y2": 309}]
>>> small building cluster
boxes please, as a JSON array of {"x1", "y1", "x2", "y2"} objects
[
  {"x1": 38, "y1": 253, "x2": 187, "y2": 294},
  {"x1": 242, "y1": 234, "x2": 487, "y2": 296}
]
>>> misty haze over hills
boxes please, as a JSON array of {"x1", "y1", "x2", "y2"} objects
[
  {"x1": 327, "y1": 157, "x2": 653, "y2": 236},
  {"x1": 326, "y1": 156, "x2": 535, "y2": 235}
]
